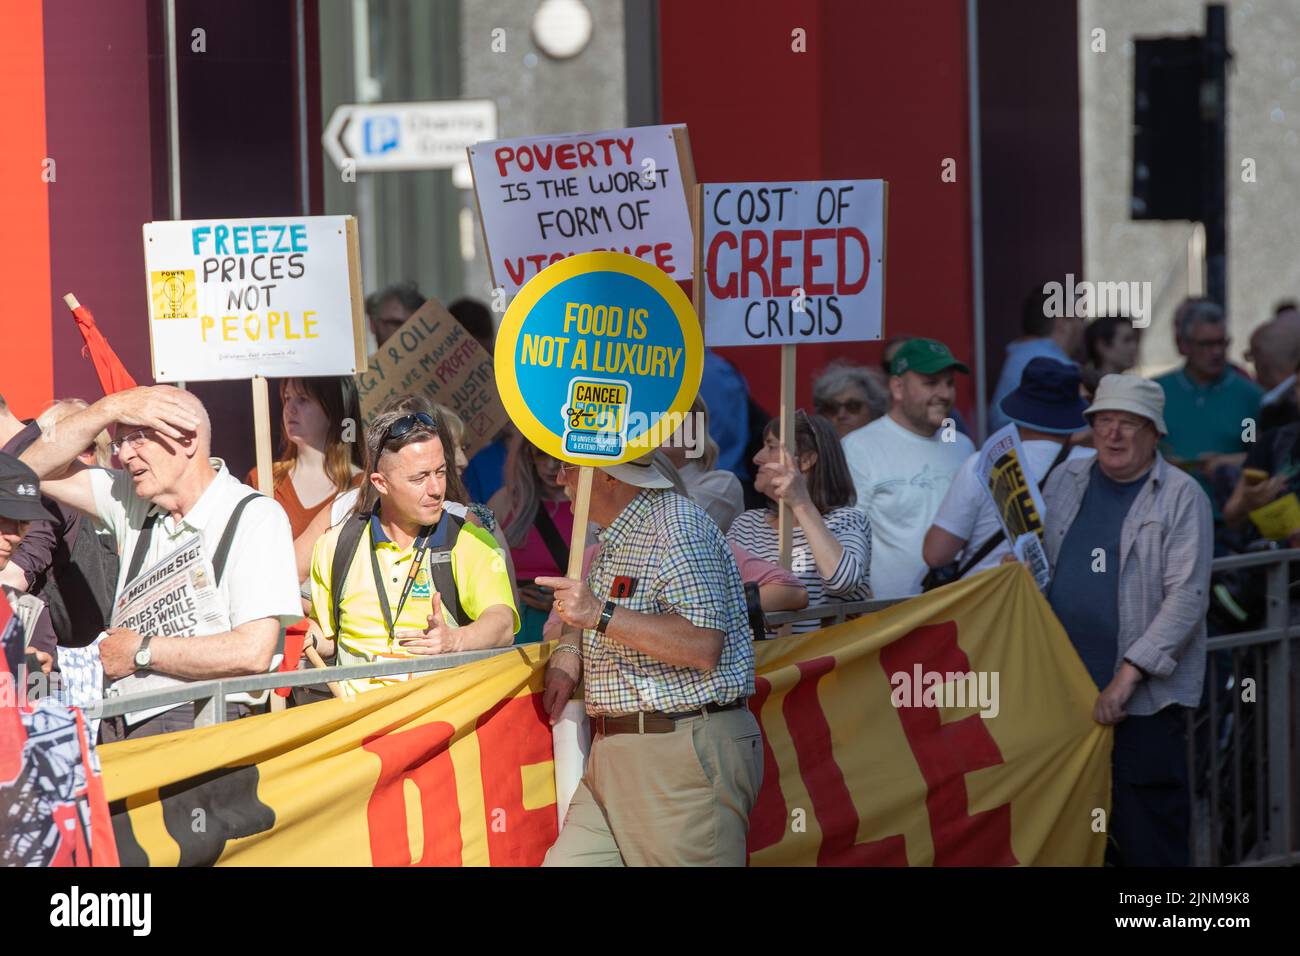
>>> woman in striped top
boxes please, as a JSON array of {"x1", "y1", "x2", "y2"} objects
[{"x1": 726, "y1": 411, "x2": 872, "y2": 634}]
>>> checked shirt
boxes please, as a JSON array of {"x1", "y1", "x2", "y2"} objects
[{"x1": 581, "y1": 489, "x2": 755, "y2": 715}]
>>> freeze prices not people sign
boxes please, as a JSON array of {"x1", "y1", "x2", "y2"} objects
[
  {"x1": 701, "y1": 180, "x2": 886, "y2": 346},
  {"x1": 469, "y1": 124, "x2": 695, "y2": 296},
  {"x1": 142, "y1": 215, "x2": 366, "y2": 382}
]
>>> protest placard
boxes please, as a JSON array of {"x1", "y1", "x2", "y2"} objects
[
  {"x1": 108, "y1": 535, "x2": 230, "y2": 724},
  {"x1": 357, "y1": 297, "x2": 509, "y2": 458},
  {"x1": 494, "y1": 251, "x2": 702, "y2": 465},
  {"x1": 700, "y1": 179, "x2": 886, "y2": 346},
  {"x1": 142, "y1": 215, "x2": 366, "y2": 382},
  {"x1": 494, "y1": 251, "x2": 703, "y2": 597},
  {"x1": 976, "y1": 425, "x2": 1051, "y2": 590},
  {"x1": 468, "y1": 125, "x2": 696, "y2": 296}
]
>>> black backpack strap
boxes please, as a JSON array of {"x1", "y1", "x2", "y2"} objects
[
  {"x1": 957, "y1": 440, "x2": 1074, "y2": 580},
  {"x1": 427, "y1": 511, "x2": 465, "y2": 627},
  {"x1": 212, "y1": 494, "x2": 263, "y2": 585},
  {"x1": 123, "y1": 512, "x2": 162, "y2": 586},
  {"x1": 331, "y1": 508, "x2": 466, "y2": 633},
  {"x1": 330, "y1": 510, "x2": 371, "y2": 638},
  {"x1": 532, "y1": 503, "x2": 570, "y2": 572}
]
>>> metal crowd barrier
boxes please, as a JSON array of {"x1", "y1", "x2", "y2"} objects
[
  {"x1": 94, "y1": 647, "x2": 518, "y2": 725},
  {"x1": 96, "y1": 550, "x2": 1300, "y2": 867}
]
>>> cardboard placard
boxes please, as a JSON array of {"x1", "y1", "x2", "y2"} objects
[
  {"x1": 700, "y1": 179, "x2": 886, "y2": 346},
  {"x1": 468, "y1": 124, "x2": 696, "y2": 296},
  {"x1": 358, "y1": 297, "x2": 509, "y2": 458},
  {"x1": 142, "y1": 215, "x2": 366, "y2": 382}
]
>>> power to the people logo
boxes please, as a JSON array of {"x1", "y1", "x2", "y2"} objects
[
  {"x1": 562, "y1": 378, "x2": 629, "y2": 457},
  {"x1": 149, "y1": 269, "x2": 196, "y2": 320}
]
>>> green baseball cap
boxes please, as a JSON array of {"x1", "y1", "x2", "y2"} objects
[{"x1": 889, "y1": 338, "x2": 970, "y2": 376}]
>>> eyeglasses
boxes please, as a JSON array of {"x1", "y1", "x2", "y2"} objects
[
  {"x1": 815, "y1": 398, "x2": 866, "y2": 416},
  {"x1": 1092, "y1": 415, "x2": 1148, "y2": 438},
  {"x1": 110, "y1": 428, "x2": 153, "y2": 457},
  {"x1": 1189, "y1": 337, "x2": 1230, "y2": 350},
  {"x1": 383, "y1": 412, "x2": 436, "y2": 444}
]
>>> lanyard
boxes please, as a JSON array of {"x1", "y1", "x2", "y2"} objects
[{"x1": 369, "y1": 520, "x2": 433, "y2": 650}]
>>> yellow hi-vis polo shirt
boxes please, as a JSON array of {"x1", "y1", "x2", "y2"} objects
[{"x1": 309, "y1": 512, "x2": 519, "y2": 694}]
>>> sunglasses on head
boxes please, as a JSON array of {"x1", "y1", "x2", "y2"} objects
[{"x1": 383, "y1": 412, "x2": 436, "y2": 444}]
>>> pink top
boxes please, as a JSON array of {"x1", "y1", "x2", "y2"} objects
[{"x1": 509, "y1": 499, "x2": 575, "y2": 581}]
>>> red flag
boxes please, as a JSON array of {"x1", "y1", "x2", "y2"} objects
[{"x1": 64, "y1": 293, "x2": 138, "y2": 395}]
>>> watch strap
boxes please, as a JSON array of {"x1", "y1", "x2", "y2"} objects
[
  {"x1": 596, "y1": 600, "x2": 617, "y2": 635},
  {"x1": 135, "y1": 634, "x2": 154, "y2": 668}
]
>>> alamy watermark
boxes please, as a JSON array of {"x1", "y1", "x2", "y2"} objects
[
  {"x1": 1042, "y1": 273, "x2": 1152, "y2": 328},
  {"x1": 889, "y1": 665, "x2": 1000, "y2": 719}
]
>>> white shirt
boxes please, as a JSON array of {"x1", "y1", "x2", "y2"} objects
[
  {"x1": 841, "y1": 414, "x2": 974, "y2": 598},
  {"x1": 931, "y1": 439, "x2": 1095, "y2": 575},
  {"x1": 679, "y1": 462, "x2": 745, "y2": 533},
  {"x1": 90, "y1": 459, "x2": 302, "y2": 721}
]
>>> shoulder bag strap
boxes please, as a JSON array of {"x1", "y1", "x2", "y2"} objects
[
  {"x1": 532, "y1": 502, "x2": 570, "y2": 572},
  {"x1": 956, "y1": 440, "x2": 1074, "y2": 579},
  {"x1": 123, "y1": 512, "x2": 162, "y2": 585},
  {"x1": 212, "y1": 494, "x2": 263, "y2": 585},
  {"x1": 330, "y1": 510, "x2": 370, "y2": 638}
]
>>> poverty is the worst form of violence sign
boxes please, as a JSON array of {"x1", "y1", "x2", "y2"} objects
[
  {"x1": 142, "y1": 215, "x2": 366, "y2": 382},
  {"x1": 469, "y1": 124, "x2": 695, "y2": 296}
]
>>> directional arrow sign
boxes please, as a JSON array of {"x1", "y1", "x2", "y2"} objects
[{"x1": 322, "y1": 99, "x2": 497, "y2": 188}]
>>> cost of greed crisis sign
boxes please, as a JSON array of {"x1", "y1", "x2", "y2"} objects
[
  {"x1": 701, "y1": 180, "x2": 886, "y2": 347},
  {"x1": 494, "y1": 252, "x2": 702, "y2": 465}
]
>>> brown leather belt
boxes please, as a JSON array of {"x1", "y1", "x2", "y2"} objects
[{"x1": 593, "y1": 699, "x2": 748, "y2": 736}]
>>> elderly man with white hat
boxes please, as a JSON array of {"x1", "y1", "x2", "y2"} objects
[
  {"x1": 1040, "y1": 373, "x2": 1212, "y2": 867},
  {"x1": 536, "y1": 450, "x2": 761, "y2": 866}
]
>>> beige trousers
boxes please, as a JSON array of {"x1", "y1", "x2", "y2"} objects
[{"x1": 543, "y1": 707, "x2": 764, "y2": 867}]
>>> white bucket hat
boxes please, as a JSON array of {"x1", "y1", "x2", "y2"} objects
[
  {"x1": 1083, "y1": 373, "x2": 1168, "y2": 436},
  {"x1": 601, "y1": 449, "x2": 686, "y2": 492}
]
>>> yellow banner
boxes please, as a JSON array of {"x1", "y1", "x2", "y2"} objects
[{"x1": 101, "y1": 564, "x2": 1110, "y2": 866}]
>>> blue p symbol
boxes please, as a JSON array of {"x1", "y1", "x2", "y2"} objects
[{"x1": 363, "y1": 116, "x2": 400, "y2": 155}]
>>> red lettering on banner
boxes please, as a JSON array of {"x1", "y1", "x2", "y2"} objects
[
  {"x1": 706, "y1": 232, "x2": 739, "y2": 298},
  {"x1": 880, "y1": 623, "x2": 1018, "y2": 866},
  {"x1": 739, "y1": 230, "x2": 771, "y2": 296},
  {"x1": 364, "y1": 721, "x2": 462, "y2": 866},
  {"x1": 770, "y1": 229, "x2": 800, "y2": 297},
  {"x1": 785, "y1": 657, "x2": 909, "y2": 866},
  {"x1": 745, "y1": 677, "x2": 789, "y2": 855},
  {"x1": 836, "y1": 227, "x2": 869, "y2": 294},
  {"x1": 475, "y1": 693, "x2": 559, "y2": 866},
  {"x1": 802, "y1": 228, "x2": 836, "y2": 295}
]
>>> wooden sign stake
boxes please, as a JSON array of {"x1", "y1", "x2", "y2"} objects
[
  {"x1": 251, "y1": 375, "x2": 274, "y2": 494},
  {"x1": 560, "y1": 465, "x2": 595, "y2": 644}
]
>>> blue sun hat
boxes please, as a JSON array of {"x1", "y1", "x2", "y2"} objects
[{"x1": 998, "y1": 357, "x2": 1089, "y2": 434}]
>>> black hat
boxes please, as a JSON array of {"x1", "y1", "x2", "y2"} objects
[
  {"x1": 0, "y1": 453, "x2": 56, "y2": 522},
  {"x1": 998, "y1": 358, "x2": 1089, "y2": 434}
]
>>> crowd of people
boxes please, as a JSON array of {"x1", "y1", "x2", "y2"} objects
[{"x1": 4, "y1": 281, "x2": 1296, "y2": 867}]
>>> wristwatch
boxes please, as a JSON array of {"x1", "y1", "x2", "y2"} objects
[
  {"x1": 596, "y1": 600, "x2": 617, "y2": 635},
  {"x1": 134, "y1": 635, "x2": 154, "y2": 671}
]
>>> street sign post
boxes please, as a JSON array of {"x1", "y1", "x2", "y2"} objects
[{"x1": 322, "y1": 99, "x2": 497, "y2": 188}]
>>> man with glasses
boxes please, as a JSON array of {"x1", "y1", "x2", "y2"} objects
[
  {"x1": 19, "y1": 385, "x2": 303, "y2": 738},
  {"x1": 1153, "y1": 298, "x2": 1263, "y2": 504},
  {"x1": 1038, "y1": 374, "x2": 1211, "y2": 866},
  {"x1": 307, "y1": 404, "x2": 518, "y2": 695},
  {"x1": 538, "y1": 452, "x2": 760, "y2": 866}
]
